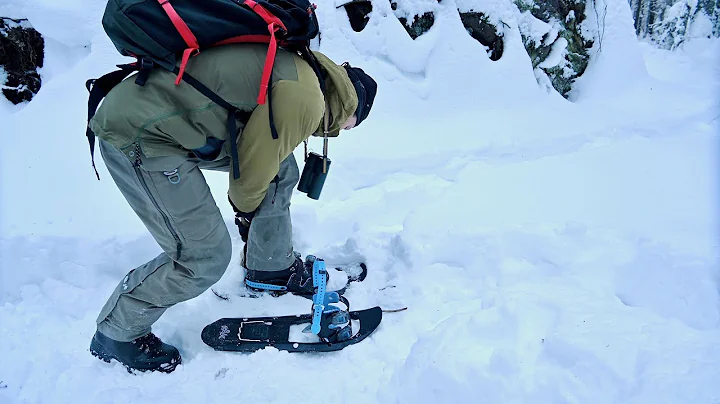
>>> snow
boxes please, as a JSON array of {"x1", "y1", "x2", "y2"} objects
[
  {"x1": 518, "y1": 10, "x2": 558, "y2": 46},
  {"x1": 538, "y1": 36, "x2": 568, "y2": 68},
  {"x1": 1, "y1": 0, "x2": 719, "y2": 403},
  {"x1": 688, "y1": 10, "x2": 716, "y2": 39}
]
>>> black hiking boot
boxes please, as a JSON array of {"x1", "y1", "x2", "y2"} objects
[
  {"x1": 90, "y1": 331, "x2": 181, "y2": 374},
  {"x1": 244, "y1": 253, "x2": 350, "y2": 297},
  {"x1": 245, "y1": 254, "x2": 316, "y2": 296}
]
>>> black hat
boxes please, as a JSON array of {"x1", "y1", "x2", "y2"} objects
[{"x1": 343, "y1": 63, "x2": 377, "y2": 127}]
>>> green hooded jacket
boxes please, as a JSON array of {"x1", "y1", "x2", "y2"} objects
[{"x1": 89, "y1": 43, "x2": 358, "y2": 213}]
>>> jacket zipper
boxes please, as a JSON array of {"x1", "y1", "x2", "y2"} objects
[{"x1": 131, "y1": 144, "x2": 183, "y2": 260}]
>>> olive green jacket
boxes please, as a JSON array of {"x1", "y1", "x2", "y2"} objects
[{"x1": 89, "y1": 44, "x2": 358, "y2": 213}]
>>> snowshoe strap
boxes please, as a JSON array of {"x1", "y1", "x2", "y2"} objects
[
  {"x1": 304, "y1": 292, "x2": 352, "y2": 342},
  {"x1": 244, "y1": 280, "x2": 287, "y2": 291},
  {"x1": 310, "y1": 258, "x2": 328, "y2": 334}
]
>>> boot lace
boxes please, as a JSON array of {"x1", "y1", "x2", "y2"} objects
[{"x1": 132, "y1": 333, "x2": 162, "y2": 354}]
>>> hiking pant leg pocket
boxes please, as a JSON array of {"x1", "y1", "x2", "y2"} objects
[{"x1": 143, "y1": 159, "x2": 225, "y2": 242}]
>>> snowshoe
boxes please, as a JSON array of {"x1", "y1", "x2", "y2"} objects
[
  {"x1": 201, "y1": 306, "x2": 382, "y2": 353},
  {"x1": 202, "y1": 259, "x2": 382, "y2": 352}
]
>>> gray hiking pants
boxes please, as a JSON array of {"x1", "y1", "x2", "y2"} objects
[{"x1": 96, "y1": 139, "x2": 299, "y2": 342}]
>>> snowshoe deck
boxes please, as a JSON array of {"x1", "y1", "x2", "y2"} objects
[{"x1": 201, "y1": 307, "x2": 382, "y2": 353}]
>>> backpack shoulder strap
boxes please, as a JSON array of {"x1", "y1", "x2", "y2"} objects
[
  {"x1": 85, "y1": 67, "x2": 139, "y2": 180},
  {"x1": 176, "y1": 68, "x2": 252, "y2": 180}
]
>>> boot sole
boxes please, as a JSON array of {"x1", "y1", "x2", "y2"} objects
[{"x1": 244, "y1": 285, "x2": 290, "y2": 298}]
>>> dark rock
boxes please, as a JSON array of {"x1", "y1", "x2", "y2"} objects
[
  {"x1": 341, "y1": 0, "x2": 373, "y2": 32},
  {"x1": 383, "y1": 0, "x2": 588, "y2": 96},
  {"x1": 459, "y1": 11, "x2": 505, "y2": 61},
  {"x1": 397, "y1": 12, "x2": 436, "y2": 39},
  {"x1": 513, "y1": 0, "x2": 591, "y2": 98},
  {"x1": 528, "y1": 0, "x2": 587, "y2": 24},
  {"x1": 0, "y1": 17, "x2": 45, "y2": 104}
]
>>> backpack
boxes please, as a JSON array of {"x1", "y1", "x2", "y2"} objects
[{"x1": 85, "y1": 0, "x2": 325, "y2": 181}]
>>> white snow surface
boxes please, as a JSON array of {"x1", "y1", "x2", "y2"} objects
[{"x1": 1, "y1": 0, "x2": 719, "y2": 402}]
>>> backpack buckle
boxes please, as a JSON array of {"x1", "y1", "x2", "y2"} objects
[
  {"x1": 138, "y1": 57, "x2": 154, "y2": 71},
  {"x1": 135, "y1": 57, "x2": 155, "y2": 86}
]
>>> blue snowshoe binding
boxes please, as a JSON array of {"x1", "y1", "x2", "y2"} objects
[
  {"x1": 244, "y1": 253, "x2": 354, "y2": 298},
  {"x1": 302, "y1": 258, "x2": 353, "y2": 342}
]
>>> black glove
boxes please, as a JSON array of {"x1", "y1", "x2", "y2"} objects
[
  {"x1": 235, "y1": 215, "x2": 251, "y2": 243},
  {"x1": 229, "y1": 196, "x2": 256, "y2": 243}
]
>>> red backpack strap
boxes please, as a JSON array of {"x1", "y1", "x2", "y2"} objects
[
  {"x1": 255, "y1": 23, "x2": 278, "y2": 105},
  {"x1": 243, "y1": 0, "x2": 287, "y2": 105},
  {"x1": 243, "y1": 0, "x2": 288, "y2": 32},
  {"x1": 158, "y1": 0, "x2": 200, "y2": 85}
]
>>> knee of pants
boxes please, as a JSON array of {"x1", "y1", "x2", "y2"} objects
[
  {"x1": 179, "y1": 228, "x2": 232, "y2": 297},
  {"x1": 201, "y1": 228, "x2": 233, "y2": 287}
]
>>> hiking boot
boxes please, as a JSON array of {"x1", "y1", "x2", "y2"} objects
[
  {"x1": 90, "y1": 331, "x2": 181, "y2": 373},
  {"x1": 245, "y1": 253, "x2": 348, "y2": 297},
  {"x1": 245, "y1": 254, "x2": 315, "y2": 296}
]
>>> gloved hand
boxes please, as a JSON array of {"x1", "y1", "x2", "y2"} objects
[
  {"x1": 235, "y1": 214, "x2": 251, "y2": 243},
  {"x1": 229, "y1": 196, "x2": 255, "y2": 243}
]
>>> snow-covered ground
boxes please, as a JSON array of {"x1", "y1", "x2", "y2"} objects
[{"x1": 1, "y1": 0, "x2": 719, "y2": 402}]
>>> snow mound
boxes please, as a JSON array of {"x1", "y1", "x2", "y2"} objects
[{"x1": 382, "y1": 303, "x2": 720, "y2": 403}]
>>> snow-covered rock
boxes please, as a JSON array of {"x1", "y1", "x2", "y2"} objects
[
  {"x1": 339, "y1": 0, "x2": 595, "y2": 97},
  {"x1": 0, "y1": 17, "x2": 44, "y2": 104},
  {"x1": 514, "y1": 0, "x2": 594, "y2": 97}
]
